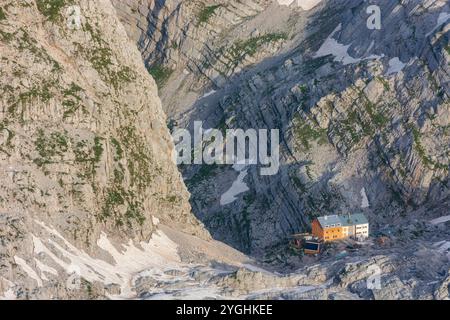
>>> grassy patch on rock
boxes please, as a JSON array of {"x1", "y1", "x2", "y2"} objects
[
  {"x1": 147, "y1": 64, "x2": 173, "y2": 88},
  {"x1": 36, "y1": 0, "x2": 72, "y2": 22},
  {"x1": 292, "y1": 116, "x2": 328, "y2": 151},
  {"x1": 229, "y1": 33, "x2": 288, "y2": 60},
  {"x1": 0, "y1": 7, "x2": 6, "y2": 21},
  {"x1": 196, "y1": 4, "x2": 221, "y2": 26}
]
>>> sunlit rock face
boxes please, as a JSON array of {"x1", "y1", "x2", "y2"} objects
[{"x1": 0, "y1": 0, "x2": 211, "y2": 299}]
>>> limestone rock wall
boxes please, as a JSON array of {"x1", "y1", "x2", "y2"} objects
[{"x1": 0, "y1": 0, "x2": 208, "y2": 299}]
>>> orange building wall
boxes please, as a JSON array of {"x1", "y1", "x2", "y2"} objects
[
  {"x1": 323, "y1": 226, "x2": 344, "y2": 241},
  {"x1": 311, "y1": 219, "x2": 345, "y2": 242},
  {"x1": 312, "y1": 220, "x2": 324, "y2": 239}
]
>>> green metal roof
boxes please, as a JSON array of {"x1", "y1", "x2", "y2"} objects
[
  {"x1": 340, "y1": 213, "x2": 369, "y2": 226},
  {"x1": 316, "y1": 213, "x2": 368, "y2": 228}
]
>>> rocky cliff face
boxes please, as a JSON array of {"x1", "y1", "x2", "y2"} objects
[
  {"x1": 1, "y1": 0, "x2": 449, "y2": 301},
  {"x1": 114, "y1": 0, "x2": 449, "y2": 258},
  {"x1": 0, "y1": 0, "x2": 214, "y2": 299}
]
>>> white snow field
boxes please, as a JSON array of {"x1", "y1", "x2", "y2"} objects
[{"x1": 277, "y1": 0, "x2": 323, "y2": 11}]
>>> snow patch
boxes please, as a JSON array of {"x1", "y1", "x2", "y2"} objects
[
  {"x1": 34, "y1": 259, "x2": 58, "y2": 280},
  {"x1": 426, "y1": 12, "x2": 450, "y2": 37},
  {"x1": 146, "y1": 287, "x2": 223, "y2": 300},
  {"x1": 200, "y1": 90, "x2": 216, "y2": 99},
  {"x1": 360, "y1": 187, "x2": 370, "y2": 208},
  {"x1": 430, "y1": 215, "x2": 450, "y2": 225},
  {"x1": 386, "y1": 57, "x2": 406, "y2": 75},
  {"x1": 152, "y1": 216, "x2": 160, "y2": 226},
  {"x1": 434, "y1": 241, "x2": 450, "y2": 259},
  {"x1": 277, "y1": 0, "x2": 322, "y2": 11},
  {"x1": 134, "y1": 265, "x2": 235, "y2": 300},
  {"x1": 220, "y1": 168, "x2": 250, "y2": 206},
  {"x1": 32, "y1": 220, "x2": 181, "y2": 298},
  {"x1": 314, "y1": 24, "x2": 384, "y2": 66},
  {"x1": 14, "y1": 256, "x2": 43, "y2": 287}
]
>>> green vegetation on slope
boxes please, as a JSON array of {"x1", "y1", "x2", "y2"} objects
[
  {"x1": 147, "y1": 64, "x2": 173, "y2": 88},
  {"x1": 0, "y1": 7, "x2": 6, "y2": 21},
  {"x1": 292, "y1": 116, "x2": 328, "y2": 151},
  {"x1": 197, "y1": 5, "x2": 222, "y2": 26},
  {"x1": 82, "y1": 22, "x2": 135, "y2": 90},
  {"x1": 229, "y1": 33, "x2": 288, "y2": 60},
  {"x1": 36, "y1": 0, "x2": 73, "y2": 22},
  {"x1": 411, "y1": 125, "x2": 449, "y2": 171}
]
